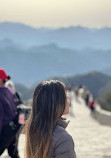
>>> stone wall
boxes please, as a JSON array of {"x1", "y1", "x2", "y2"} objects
[{"x1": 93, "y1": 104, "x2": 111, "y2": 126}]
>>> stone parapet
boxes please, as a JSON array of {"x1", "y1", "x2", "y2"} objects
[{"x1": 93, "y1": 104, "x2": 111, "y2": 126}]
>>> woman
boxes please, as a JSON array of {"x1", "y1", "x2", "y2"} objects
[{"x1": 25, "y1": 80, "x2": 76, "y2": 158}]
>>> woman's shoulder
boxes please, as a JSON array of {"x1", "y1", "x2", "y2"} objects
[
  {"x1": 52, "y1": 124, "x2": 73, "y2": 145},
  {"x1": 50, "y1": 121, "x2": 76, "y2": 158},
  {"x1": 51, "y1": 118, "x2": 74, "y2": 149}
]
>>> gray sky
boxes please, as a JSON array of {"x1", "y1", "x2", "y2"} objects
[{"x1": 0, "y1": 0, "x2": 111, "y2": 28}]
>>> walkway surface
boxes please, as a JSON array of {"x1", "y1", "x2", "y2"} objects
[{"x1": 1, "y1": 95, "x2": 111, "y2": 158}]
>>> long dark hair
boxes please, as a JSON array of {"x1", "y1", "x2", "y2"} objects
[{"x1": 25, "y1": 80, "x2": 66, "y2": 158}]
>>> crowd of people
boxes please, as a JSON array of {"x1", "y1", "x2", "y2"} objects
[
  {"x1": 66, "y1": 84, "x2": 96, "y2": 116},
  {"x1": 77, "y1": 85, "x2": 96, "y2": 114}
]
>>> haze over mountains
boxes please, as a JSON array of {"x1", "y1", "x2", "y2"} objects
[
  {"x1": 1, "y1": 22, "x2": 111, "y2": 49},
  {"x1": 0, "y1": 22, "x2": 111, "y2": 86}
]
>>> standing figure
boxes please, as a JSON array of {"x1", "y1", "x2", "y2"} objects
[
  {"x1": 89, "y1": 99, "x2": 95, "y2": 116},
  {"x1": 0, "y1": 68, "x2": 20, "y2": 158},
  {"x1": 25, "y1": 80, "x2": 76, "y2": 158},
  {"x1": 5, "y1": 80, "x2": 23, "y2": 106}
]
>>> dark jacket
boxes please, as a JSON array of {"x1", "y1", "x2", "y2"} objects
[
  {"x1": 51, "y1": 118, "x2": 76, "y2": 158},
  {"x1": 0, "y1": 87, "x2": 16, "y2": 135}
]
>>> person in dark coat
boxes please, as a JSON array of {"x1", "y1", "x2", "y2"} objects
[{"x1": 0, "y1": 68, "x2": 19, "y2": 158}]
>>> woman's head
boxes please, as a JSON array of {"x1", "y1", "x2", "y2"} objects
[
  {"x1": 32, "y1": 80, "x2": 67, "y2": 126},
  {"x1": 25, "y1": 80, "x2": 68, "y2": 158}
]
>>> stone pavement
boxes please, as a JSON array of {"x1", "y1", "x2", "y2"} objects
[
  {"x1": 1, "y1": 96, "x2": 111, "y2": 158},
  {"x1": 67, "y1": 96, "x2": 111, "y2": 158}
]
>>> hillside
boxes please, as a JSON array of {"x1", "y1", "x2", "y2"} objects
[
  {"x1": 53, "y1": 71, "x2": 111, "y2": 98},
  {"x1": 15, "y1": 72, "x2": 111, "y2": 101},
  {"x1": 0, "y1": 43, "x2": 111, "y2": 86}
]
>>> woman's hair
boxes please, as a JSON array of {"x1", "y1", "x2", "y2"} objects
[{"x1": 25, "y1": 80, "x2": 66, "y2": 158}]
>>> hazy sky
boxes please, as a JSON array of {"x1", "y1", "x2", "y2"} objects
[{"x1": 0, "y1": 0, "x2": 111, "y2": 28}]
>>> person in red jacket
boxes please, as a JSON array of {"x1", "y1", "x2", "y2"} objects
[
  {"x1": 0, "y1": 68, "x2": 20, "y2": 158},
  {"x1": 89, "y1": 99, "x2": 95, "y2": 115}
]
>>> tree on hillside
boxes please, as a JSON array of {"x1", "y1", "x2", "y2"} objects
[{"x1": 98, "y1": 91, "x2": 111, "y2": 111}]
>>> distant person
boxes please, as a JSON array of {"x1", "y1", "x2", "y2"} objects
[
  {"x1": 78, "y1": 84, "x2": 84, "y2": 98},
  {"x1": 5, "y1": 80, "x2": 23, "y2": 106},
  {"x1": 67, "y1": 84, "x2": 74, "y2": 111},
  {"x1": 5, "y1": 80, "x2": 16, "y2": 95},
  {"x1": 67, "y1": 89, "x2": 75, "y2": 116},
  {"x1": 89, "y1": 99, "x2": 95, "y2": 115},
  {"x1": 0, "y1": 68, "x2": 20, "y2": 158},
  {"x1": 25, "y1": 80, "x2": 76, "y2": 158},
  {"x1": 5, "y1": 78, "x2": 31, "y2": 128},
  {"x1": 74, "y1": 88, "x2": 80, "y2": 103},
  {"x1": 84, "y1": 93, "x2": 90, "y2": 106},
  {"x1": 74, "y1": 89, "x2": 79, "y2": 97}
]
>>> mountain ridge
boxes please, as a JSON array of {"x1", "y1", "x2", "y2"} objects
[
  {"x1": 1, "y1": 22, "x2": 111, "y2": 49},
  {"x1": 0, "y1": 22, "x2": 111, "y2": 86}
]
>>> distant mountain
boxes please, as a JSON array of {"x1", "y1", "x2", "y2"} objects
[
  {"x1": 0, "y1": 22, "x2": 111, "y2": 49},
  {"x1": 0, "y1": 38, "x2": 15, "y2": 48},
  {"x1": 101, "y1": 67, "x2": 111, "y2": 76},
  {"x1": 0, "y1": 22, "x2": 111, "y2": 86},
  {"x1": 0, "y1": 42, "x2": 111, "y2": 85},
  {"x1": 0, "y1": 43, "x2": 111, "y2": 85},
  {"x1": 15, "y1": 84, "x2": 34, "y2": 100}
]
